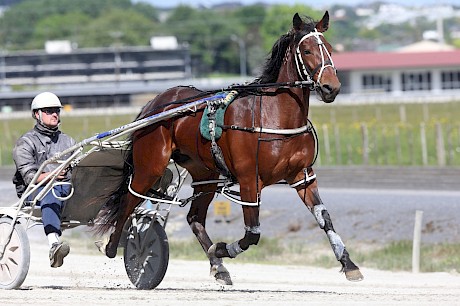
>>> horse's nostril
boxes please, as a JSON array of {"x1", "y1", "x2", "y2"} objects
[{"x1": 322, "y1": 84, "x2": 333, "y2": 94}]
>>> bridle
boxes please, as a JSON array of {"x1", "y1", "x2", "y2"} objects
[{"x1": 294, "y1": 29, "x2": 336, "y2": 89}]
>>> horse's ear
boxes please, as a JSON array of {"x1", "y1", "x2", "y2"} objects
[
  {"x1": 293, "y1": 13, "x2": 303, "y2": 31},
  {"x1": 316, "y1": 11, "x2": 330, "y2": 32}
]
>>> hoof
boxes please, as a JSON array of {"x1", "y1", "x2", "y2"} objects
[
  {"x1": 210, "y1": 264, "x2": 233, "y2": 286},
  {"x1": 215, "y1": 271, "x2": 233, "y2": 286},
  {"x1": 105, "y1": 243, "x2": 118, "y2": 258},
  {"x1": 345, "y1": 269, "x2": 364, "y2": 282}
]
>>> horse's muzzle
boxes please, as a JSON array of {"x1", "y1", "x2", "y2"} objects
[{"x1": 318, "y1": 83, "x2": 341, "y2": 103}]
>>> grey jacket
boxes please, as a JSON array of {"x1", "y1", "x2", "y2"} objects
[{"x1": 12, "y1": 124, "x2": 76, "y2": 197}]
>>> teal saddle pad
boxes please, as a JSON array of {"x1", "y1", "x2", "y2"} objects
[{"x1": 199, "y1": 91, "x2": 238, "y2": 140}]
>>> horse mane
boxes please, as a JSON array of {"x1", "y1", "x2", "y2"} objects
[{"x1": 258, "y1": 15, "x2": 316, "y2": 84}]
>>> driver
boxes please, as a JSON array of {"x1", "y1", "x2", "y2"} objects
[{"x1": 12, "y1": 92, "x2": 76, "y2": 268}]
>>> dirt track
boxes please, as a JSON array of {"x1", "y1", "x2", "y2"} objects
[
  {"x1": 2, "y1": 166, "x2": 460, "y2": 304},
  {"x1": 1, "y1": 237, "x2": 459, "y2": 306}
]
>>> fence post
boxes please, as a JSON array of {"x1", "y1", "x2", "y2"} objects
[
  {"x1": 423, "y1": 103, "x2": 429, "y2": 122},
  {"x1": 412, "y1": 210, "x2": 424, "y2": 273},
  {"x1": 399, "y1": 105, "x2": 406, "y2": 123},
  {"x1": 322, "y1": 124, "x2": 331, "y2": 164},
  {"x1": 330, "y1": 108, "x2": 336, "y2": 125},
  {"x1": 436, "y1": 123, "x2": 446, "y2": 166},
  {"x1": 105, "y1": 116, "x2": 111, "y2": 129},
  {"x1": 382, "y1": 127, "x2": 388, "y2": 165},
  {"x1": 361, "y1": 123, "x2": 369, "y2": 165},
  {"x1": 83, "y1": 118, "x2": 89, "y2": 136},
  {"x1": 395, "y1": 126, "x2": 402, "y2": 164},
  {"x1": 373, "y1": 126, "x2": 378, "y2": 164},
  {"x1": 420, "y1": 123, "x2": 428, "y2": 166},
  {"x1": 375, "y1": 107, "x2": 381, "y2": 121},
  {"x1": 3, "y1": 119, "x2": 11, "y2": 142},
  {"x1": 447, "y1": 126, "x2": 454, "y2": 165},
  {"x1": 334, "y1": 125, "x2": 342, "y2": 165},
  {"x1": 408, "y1": 129, "x2": 415, "y2": 165}
]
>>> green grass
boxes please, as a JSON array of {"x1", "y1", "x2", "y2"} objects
[
  {"x1": 1, "y1": 101, "x2": 460, "y2": 166},
  {"x1": 167, "y1": 238, "x2": 460, "y2": 273},
  {"x1": 168, "y1": 237, "x2": 285, "y2": 264},
  {"x1": 309, "y1": 102, "x2": 460, "y2": 166},
  {"x1": 64, "y1": 230, "x2": 460, "y2": 273}
]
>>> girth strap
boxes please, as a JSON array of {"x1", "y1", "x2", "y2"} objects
[
  {"x1": 206, "y1": 102, "x2": 235, "y2": 180},
  {"x1": 210, "y1": 139, "x2": 234, "y2": 179}
]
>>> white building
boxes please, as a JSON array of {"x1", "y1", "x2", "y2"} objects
[{"x1": 333, "y1": 44, "x2": 460, "y2": 103}]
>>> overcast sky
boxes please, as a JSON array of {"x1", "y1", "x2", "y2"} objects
[{"x1": 140, "y1": 0, "x2": 458, "y2": 9}]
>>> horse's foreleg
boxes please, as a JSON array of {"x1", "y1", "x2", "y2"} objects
[
  {"x1": 187, "y1": 183, "x2": 232, "y2": 285},
  {"x1": 208, "y1": 205, "x2": 261, "y2": 258},
  {"x1": 208, "y1": 183, "x2": 261, "y2": 259},
  {"x1": 294, "y1": 174, "x2": 363, "y2": 282}
]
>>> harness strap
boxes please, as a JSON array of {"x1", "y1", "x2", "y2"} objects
[
  {"x1": 289, "y1": 168, "x2": 316, "y2": 188},
  {"x1": 206, "y1": 102, "x2": 235, "y2": 180},
  {"x1": 294, "y1": 29, "x2": 336, "y2": 87},
  {"x1": 127, "y1": 175, "x2": 183, "y2": 205},
  {"x1": 221, "y1": 121, "x2": 312, "y2": 135}
]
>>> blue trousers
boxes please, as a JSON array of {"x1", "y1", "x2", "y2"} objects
[{"x1": 32, "y1": 185, "x2": 70, "y2": 236}]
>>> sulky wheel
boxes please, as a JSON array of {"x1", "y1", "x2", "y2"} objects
[
  {"x1": 123, "y1": 216, "x2": 169, "y2": 290},
  {"x1": 0, "y1": 217, "x2": 30, "y2": 290}
]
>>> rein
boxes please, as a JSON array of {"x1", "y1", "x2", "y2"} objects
[{"x1": 139, "y1": 80, "x2": 314, "y2": 120}]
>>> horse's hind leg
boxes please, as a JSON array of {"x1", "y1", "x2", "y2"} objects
[
  {"x1": 105, "y1": 129, "x2": 172, "y2": 258},
  {"x1": 293, "y1": 170, "x2": 363, "y2": 281},
  {"x1": 186, "y1": 177, "x2": 232, "y2": 285}
]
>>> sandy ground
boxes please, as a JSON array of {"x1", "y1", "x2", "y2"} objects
[{"x1": 1, "y1": 238, "x2": 460, "y2": 306}]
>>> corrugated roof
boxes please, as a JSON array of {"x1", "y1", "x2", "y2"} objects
[{"x1": 333, "y1": 50, "x2": 460, "y2": 71}]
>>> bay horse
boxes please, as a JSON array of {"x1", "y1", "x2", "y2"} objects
[{"x1": 96, "y1": 11, "x2": 363, "y2": 284}]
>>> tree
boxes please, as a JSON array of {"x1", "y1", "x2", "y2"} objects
[
  {"x1": 261, "y1": 4, "x2": 321, "y2": 52},
  {"x1": 78, "y1": 8, "x2": 158, "y2": 47},
  {"x1": 30, "y1": 13, "x2": 90, "y2": 49},
  {"x1": 232, "y1": 5, "x2": 267, "y2": 75},
  {"x1": 162, "y1": 5, "x2": 240, "y2": 75},
  {"x1": 132, "y1": 2, "x2": 159, "y2": 22},
  {"x1": 0, "y1": 0, "x2": 157, "y2": 50}
]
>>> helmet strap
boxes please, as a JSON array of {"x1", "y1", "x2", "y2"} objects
[{"x1": 35, "y1": 110, "x2": 44, "y2": 125}]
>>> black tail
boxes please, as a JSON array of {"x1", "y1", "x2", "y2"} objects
[{"x1": 94, "y1": 149, "x2": 133, "y2": 235}]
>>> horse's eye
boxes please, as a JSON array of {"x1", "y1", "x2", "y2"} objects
[{"x1": 303, "y1": 50, "x2": 311, "y2": 55}]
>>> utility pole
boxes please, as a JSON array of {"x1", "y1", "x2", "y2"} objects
[
  {"x1": 0, "y1": 49, "x2": 6, "y2": 91},
  {"x1": 231, "y1": 35, "x2": 247, "y2": 77}
]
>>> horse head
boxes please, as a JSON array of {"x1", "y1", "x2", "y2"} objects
[{"x1": 292, "y1": 11, "x2": 340, "y2": 103}]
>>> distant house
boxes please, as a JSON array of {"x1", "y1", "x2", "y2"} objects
[{"x1": 333, "y1": 42, "x2": 460, "y2": 102}]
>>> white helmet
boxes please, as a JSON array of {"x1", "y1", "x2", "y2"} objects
[{"x1": 31, "y1": 92, "x2": 62, "y2": 111}]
